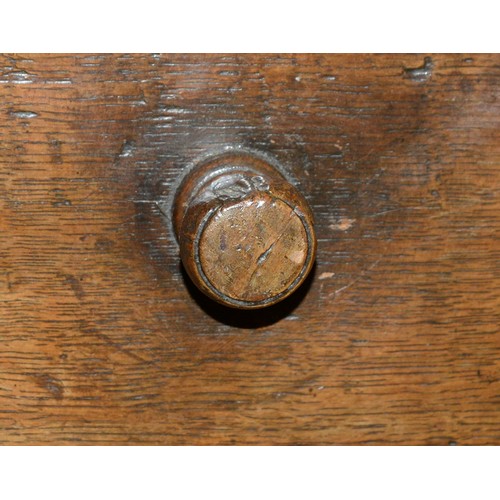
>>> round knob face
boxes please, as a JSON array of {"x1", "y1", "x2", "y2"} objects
[
  {"x1": 199, "y1": 193, "x2": 309, "y2": 303},
  {"x1": 172, "y1": 150, "x2": 316, "y2": 309}
]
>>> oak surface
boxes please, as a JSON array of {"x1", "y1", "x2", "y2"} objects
[{"x1": 0, "y1": 54, "x2": 499, "y2": 445}]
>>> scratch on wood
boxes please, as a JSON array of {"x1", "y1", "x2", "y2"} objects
[
  {"x1": 404, "y1": 57, "x2": 434, "y2": 82},
  {"x1": 319, "y1": 272, "x2": 335, "y2": 280},
  {"x1": 329, "y1": 217, "x2": 355, "y2": 231},
  {"x1": 9, "y1": 110, "x2": 38, "y2": 119},
  {"x1": 329, "y1": 259, "x2": 381, "y2": 298}
]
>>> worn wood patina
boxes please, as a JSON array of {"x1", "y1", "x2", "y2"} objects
[{"x1": 0, "y1": 54, "x2": 499, "y2": 444}]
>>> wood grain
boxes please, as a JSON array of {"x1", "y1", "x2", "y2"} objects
[{"x1": 0, "y1": 54, "x2": 498, "y2": 445}]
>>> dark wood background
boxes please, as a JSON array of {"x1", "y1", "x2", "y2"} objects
[{"x1": 0, "y1": 54, "x2": 498, "y2": 445}]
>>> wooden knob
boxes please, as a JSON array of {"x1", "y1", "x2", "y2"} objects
[{"x1": 173, "y1": 150, "x2": 316, "y2": 309}]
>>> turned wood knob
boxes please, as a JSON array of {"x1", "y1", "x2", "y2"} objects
[{"x1": 173, "y1": 150, "x2": 316, "y2": 309}]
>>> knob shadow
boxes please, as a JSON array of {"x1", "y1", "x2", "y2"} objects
[{"x1": 179, "y1": 261, "x2": 316, "y2": 329}]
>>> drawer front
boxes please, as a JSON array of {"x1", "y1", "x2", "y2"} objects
[{"x1": 1, "y1": 54, "x2": 499, "y2": 444}]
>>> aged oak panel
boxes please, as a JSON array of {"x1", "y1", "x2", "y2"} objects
[{"x1": 0, "y1": 54, "x2": 499, "y2": 444}]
